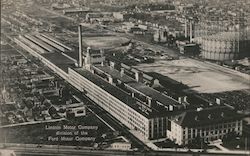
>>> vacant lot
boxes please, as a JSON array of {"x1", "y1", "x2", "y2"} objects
[
  {"x1": 135, "y1": 58, "x2": 250, "y2": 93},
  {"x1": 82, "y1": 36, "x2": 129, "y2": 49}
]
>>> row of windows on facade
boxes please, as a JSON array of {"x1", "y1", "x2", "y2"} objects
[
  {"x1": 182, "y1": 121, "x2": 242, "y2": 134},
  {"x1": 185, "y1": 128, "x2": 241, "y2": 139},
  {"x1": 70, "y1": 72, "x2": 148, "y2": 134}
]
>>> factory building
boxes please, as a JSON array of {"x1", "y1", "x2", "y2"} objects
[
  {"x1": 178, "y1": 42, "x2": 200, "y2": 56},
  {"x1": 66, "y1": 103, "x2": 86, "y2": 118},
  {"x1": 184, "y1": 19, "x2": 195, "y2": 42},
  {"x1": 78, "y1": 26, "x2": 105, "y2": 68},
  {"x1": 68, "y1": 67, "x2": 173, "y2": 140},
  {"x1": 153, "y1": 28, "x2": 168, "y2": 43},
  {"x1": 63, "y1": 8, "x2": 90, "y2": 15},
  {"x1": 13, "y1": 24, "x2": 246, "y2": 145},
  {"x1": 113, "y1": 12, "x2": 124, "y2": 21},
  {"x1": 67, "y1": 25, "x2": 186, "y2": 140},
  {"x1": 13, "y1": 35, "x2": 76, "y2": 80},
  {"x1": 167, "y1": 107, "x2": 243, "y2": 145},
  {"x1": 85, "y1": 13, "x2": 114, "y2": 23}
]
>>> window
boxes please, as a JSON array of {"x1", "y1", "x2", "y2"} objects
[
  {"x1": 238, "y1": 122, "x2": 241, "y2": 126},
  {"x1": 167, "y1": 120, "x2": 171, "y2": 131}
]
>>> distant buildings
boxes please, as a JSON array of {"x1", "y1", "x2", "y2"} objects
[
  {"x1": 178, "y1": 42, "x2": 199, "y2": 56},
  {"x1": 86, "y1": 13, "x2": 114, "y2": 23},
  {"x1": 108, "y1": 136, "x2": 132, "y2": 150},
  {"x1": 65, "y1": 103, "x2": 86, "y2": 118},
  {"x1": 113, "y1": 12, "x2": 124, "y2": 21},
  {"x1": 153, "y1": 28, "x2": 168, "y2": 43},
  {"x1": 85, "y1": 12, "x2": 124, "y2": 24}
]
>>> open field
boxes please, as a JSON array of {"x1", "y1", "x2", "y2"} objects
[
  {"x1": 135, "y1": 58, "x2": 250, "y2": 93},
  {"x1": 82, "y1": 36, "x2": 129, "y2": 49}
]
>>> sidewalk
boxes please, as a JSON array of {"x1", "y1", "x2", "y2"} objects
[{"x1": 129, "y1": 130, "x2": 250, "y2": 155}]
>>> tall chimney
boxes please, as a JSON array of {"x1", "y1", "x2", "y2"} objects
[
  {"x1": 185, "y1": 20, "x2": 188, "y2": 38},
  {"x1": 78, "y1": 25, "x2": 83, "y2": 67},
  {"x1": 189, "y1": 21, "x2": 193, "y2": 42}
]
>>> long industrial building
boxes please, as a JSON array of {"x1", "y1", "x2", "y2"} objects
[{"x1": 12, "y1": 26, "x2": 244, "y2": 145}]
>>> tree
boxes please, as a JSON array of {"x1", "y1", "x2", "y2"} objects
[{"x1": 48, "y1": 106, "x2": 57, "y2": 116}]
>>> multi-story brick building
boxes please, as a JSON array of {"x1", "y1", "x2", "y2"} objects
[{"x1": 167, "y1": 107, "x2": 243, "y2": 145}]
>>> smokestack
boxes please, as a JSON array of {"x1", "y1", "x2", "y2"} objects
[
  {"x1": 189, "y1": 21, "x2": 193, "y2": 42},
  {"x1": 185, "y1": 20, "x2": 188, "y2": 38},
  {"x1": 78, "y1": 25, "x2": 83, "y2": 67}
]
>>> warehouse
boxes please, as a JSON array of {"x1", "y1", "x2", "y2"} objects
[{"x1": 68, "y1": 67, "x2": 171, "y2": 140}]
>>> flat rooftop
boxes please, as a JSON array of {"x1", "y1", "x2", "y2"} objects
[
  {"x1": 95, "y1": 65, "x2": 181, "y2": 108},
  {"x1": 0, "y1": 44, "x2": 20, "y2": 56},
  {"x1": 42, "y1": 52, "x2": 75, "y2": 72},
  {"x1": 135, "y1": 58, "x2": 250, "y2": 93},
  {"x1": 63, "y1": 51, "x2": 79, "y2": 61},
  {"x1": 73, "y1": 68, "x2": 170, "y2": 118},
  {"x1": 174, "y1": 106, "x2": 244, "y2": 127},
  {"x1": 94, "y1": 66, "x2": 136, "y2": 84},
  {"x1": 128, "y1": 82, "x2": 180, "y2": 107},
  {"x1": 82, "y1": 36, "x2": 130, "y2": 49}
]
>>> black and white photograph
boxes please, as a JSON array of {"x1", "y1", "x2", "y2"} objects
[{"x1": 0, "y1": 0, "x2": 249, "y2": 155}]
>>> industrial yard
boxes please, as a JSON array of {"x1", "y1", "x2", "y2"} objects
[
  {"x1": 1, "y1": 0, "x2": 250, "y2": 155},
  {"x1": 82, "y1": 36, "x2": 130, "y2": 49},
  {"x1": 135, "y1": 58, "x2": 250, "y2": 93}
]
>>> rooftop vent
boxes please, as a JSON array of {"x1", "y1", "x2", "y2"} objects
[
  {"x1": 120, "y1": 68, "x2": 124, "y2": 77},
  {"x1": 221, "y1": 112, "x2": 224, "y2": 117},
  {"x1": 195, "y1": 116, "x2": 199, "y2": 121},
  {"x1": 208, "y1": 114, "x2": 211, "y2": 119},
  {"x1": 216, "y1": 98, "x2": 221, "y2": 105},
  {"x1": 196, "y1": 107, "x2": 203, "y2": 112}
]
